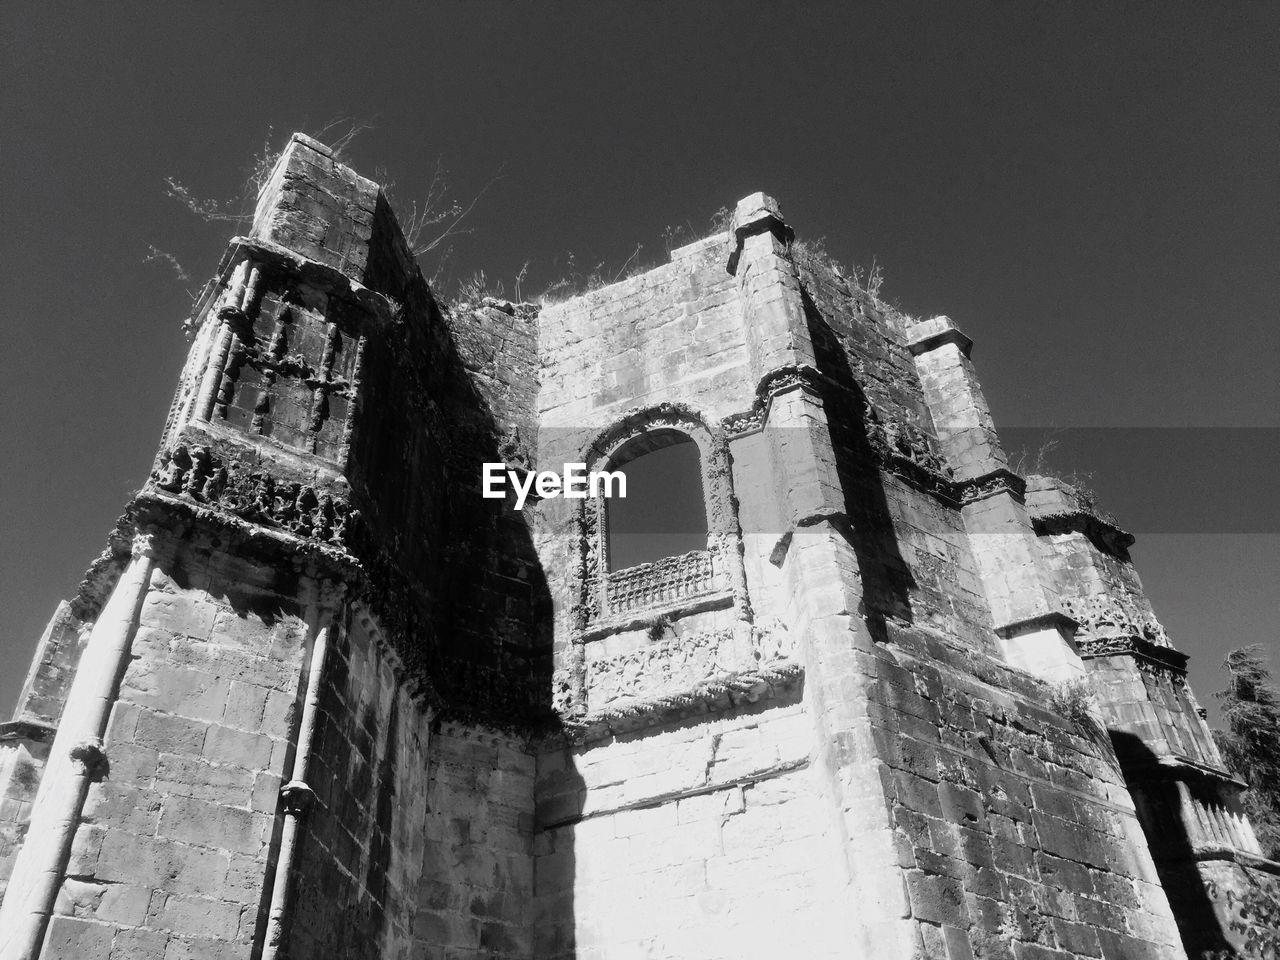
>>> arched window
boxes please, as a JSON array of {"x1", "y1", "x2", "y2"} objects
[
  {"x1": 604, "y1": 430, "x2": 708, "y2": 570},
  {"x1": 575, "y1": 404, "x2": 752, "y2": 628}
]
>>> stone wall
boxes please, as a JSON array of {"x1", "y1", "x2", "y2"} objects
[
  {"x1": 288, "y1": 608, "x2": 432, "y2": 959},
  {"x1": 870, "y1": 625, "x2": 1184, "y2": 959},
  {"x1": 416, "y1": 724, "x2": 536, "y2": 959},
  {"x1": 36, "y1": 543, "x2": 307, "y2": 959},
  {"x1": 534, "y1": 700, "x2": 856, "y2": 960}
]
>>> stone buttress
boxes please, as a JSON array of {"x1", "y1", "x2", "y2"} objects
[{"x1": 1, "y1": 140, "x2": 1275, "y2": 960}]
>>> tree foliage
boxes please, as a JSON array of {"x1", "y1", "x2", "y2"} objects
[{"x1": 1215, "y1": 644, "x2": 1280, "y2": 860}]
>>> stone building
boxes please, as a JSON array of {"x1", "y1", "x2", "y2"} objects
[{"x1": 0, "y1": 133, "x2": 1275, "y2": 959}]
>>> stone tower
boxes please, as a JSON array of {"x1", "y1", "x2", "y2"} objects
[{"x1": 0, "y1": 134, "x2": 1274, "y2": 959}]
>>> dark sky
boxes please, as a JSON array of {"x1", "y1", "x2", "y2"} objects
[{"x1": 2, "y1": 3, "x2": 1277, "y2": 720}]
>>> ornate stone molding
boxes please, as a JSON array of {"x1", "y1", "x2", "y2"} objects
[
  {"x1": 1077, "y1": 634, "x2": 1188, "y2": 678},
  {"x1": 567, "y1": 659, "x2": 804, "y2": 743},
  {"x1": 69, "y1": 738, "x2": 109, "y2": 780},
  {"x1": 1032, "y1": 511, "x2": 1135, "y2": 556},
  {"x1": 1065, "y1": 596, "x2": 1172, "y2": 648},
  {"x1": 954, "y1": 468, "x2": 1027, "y2": 505},
  {"x1": 721, "y1": 408, "x2": 764, "y2": 438},
  {"x1": 149, "y1": 444, "x2": 356, "y2": 549},
  {"x1": 603, "y1": 550, "x2": 718, "y2": 618},
  {"x1": 586, "y1": 619, "x2": 795, "y2": 711},
  {"x1": 720, "y1": 364, "x2": 823, "y2": 439}
]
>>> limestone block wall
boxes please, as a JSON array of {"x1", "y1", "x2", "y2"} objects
[
  {"x1": 868, "y1": 627, "x2": 1185, "y2": 959},
  {"x1": 287, "y1": 609, "x2": 433, "y2": 959},
  {"x1": 533, "y1": 701, "x2": 855, "y2": 960},
  {"x1": 10, "y1": 602, "x2": 91, "y2": 729},
  {"x1": 416, "y1": 725, "x2": 536, "y2": 959},
  {"x1": 537, "y1": 235, "x2": 747, "y2": 430},
  {"x1": 792, "y1": 246, "x2": 928, "y2": 427},
  {"x1": 0, "y1": 728, "x2": 52, "y2": 903},
  {"x1": 36, "y1": 543, "x2": 308, "y2": 959},
  {"x1": 529, "y1": 209, "x2": 1189, "y2": 958}
]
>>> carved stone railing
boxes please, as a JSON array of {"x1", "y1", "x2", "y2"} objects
[{"x1": 603, "y1": 549, "x2": 718, "y2": 617}]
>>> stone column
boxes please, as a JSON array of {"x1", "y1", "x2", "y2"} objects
[
  {"x1": 0, "y1": 536, "x2": 156, "y2": 960},
  {"x1": 730, "y1": 194, "x2": 916, "y2": 958},
  {"x1": 909, "y1": 316, "x2": 1081, "y2": 684},
  {"x1": 260, "y1": 585, "x2": 345, "y2": 960},
  {"x1": 195, "y1": 260, "x2": 260, "y2": 421}
]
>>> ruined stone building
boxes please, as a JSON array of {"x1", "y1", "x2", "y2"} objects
[{"x1": 1, "y1": 133, "x2": 1276, "y2": 959}]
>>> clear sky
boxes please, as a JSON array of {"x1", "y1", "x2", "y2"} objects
[{"x1": 2, "y1": 2, "x2": 1276, "y2": 721}]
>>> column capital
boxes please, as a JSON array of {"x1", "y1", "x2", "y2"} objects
[
  {"x1": 907, "y1": 315, "x2": 973, "y2": 358},
  {"x1": 728, "y1": 192, "x2": 794, "y2": 274}
]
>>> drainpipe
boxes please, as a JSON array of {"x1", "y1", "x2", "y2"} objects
[
  {"x1": 0, "y1": 535, "x2": 156, "y2": 960},
  {"x1": 260, "y1": 593, "x2": 342, "y2": 960}
]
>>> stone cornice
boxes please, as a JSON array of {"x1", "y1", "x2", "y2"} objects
[
  {"x1": 908, "y1": 327, "x2": 973, "y2": 359},
  {"x1": 560, "y1": 659, "x2": 804, "y2": 744},
  {"x1": 0, "y1": 719, "x2": 58, "y2": 744},
  {"x1": 1077, "y1": 634, "x2": 1188, "y2": 676},
  {"x1": 187, "y1": 235, "x2": 400, "y2": 339},
  {"x1": 1032, "y1": 511, "x2": 1135, "y2": 555}
]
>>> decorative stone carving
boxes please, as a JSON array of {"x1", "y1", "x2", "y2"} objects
[
  {"x1": 1065, "y1": 596, "x2": 1170, "y2": 646},
  {"x1": 586, "y1": 620, "x2": 796, "y2": 712},
  {"x1": 864, "y1": 407, "x2": 951, "y2": 477},
  {"x1": 1032, "y1": 512, "x2": 1135, "y2": 556},
  {"x1": 604, "y1": 550, "x2": 717, "y2": 617},
  {"x1": 955, "y1": 468, "x2": 1027, "y2": 505},
  {"x1": 861, "y1": 407, "x2": 961, "y2": 503},
  {"x1": 150, "y1": 445, "x2": 355, "y2": 548},
  {"x1": 721, "y1": 408, "x2": 763, "y2": 437},
  {"x1": 70, "y1": 738, "x2": 109, "y2": 780},
  {"x1": 279, "y1": 780, "x2": 317, "y2": 815}
]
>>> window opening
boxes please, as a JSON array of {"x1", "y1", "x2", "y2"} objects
[{"x1": 605, "y1": 432, "x2": 706, "y2": 570}]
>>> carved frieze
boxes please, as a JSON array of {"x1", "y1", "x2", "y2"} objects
[
  {"x1": 721, "y1": 409, "x2": 763, "y2": 438},
  {"x1": 585, "y1": 619, "x2": 796, "y2": 713},
  {"x1": 150, "y1": 444, "x2": 356, "y2": 549},
  {"x1": 955, "y1": 468, "x2": 1027, "y2": 505},
  {"x1": 1065, "y1": 595, "x2": 1171, "y2": 647}
]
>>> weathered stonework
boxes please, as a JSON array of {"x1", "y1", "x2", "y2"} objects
[{"x1": 2, "y1": 134, "x2": 1275, "y2": 959}]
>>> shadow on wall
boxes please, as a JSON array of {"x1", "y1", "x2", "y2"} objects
[
  {"x1": 801, "y1": 287, "x2": 916, "y2": 640},
  {"x1": 532, "y1": 740, "x2": 585, "y2": 960},
  {"x1": 1109, "y1": 730, "x2": 1231, "y2": 957}
]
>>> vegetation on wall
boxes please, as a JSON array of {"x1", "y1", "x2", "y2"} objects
[{"x1": 1215, "y1": 644, "x2": 1280, "y2": 861}]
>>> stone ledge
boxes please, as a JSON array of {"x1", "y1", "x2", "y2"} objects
[
  {"x1": 539, "y1": 754, "x2": 810, "y2": 831},
  {"x1": 578, "y1": 590, "x2": 736, "y2": 643},
  {"x1": 1077, "y1": 634, "x2": 1188, "y2": 676},
  {"x1": 0, "y1": 720, "x2": 57, "y2": 744},
  {"x1": 560, "y1": 659, "x2": 803, "y2": 744},
  {"x1": 906, "y1": 316, "x2": 974, "y2": 358}
]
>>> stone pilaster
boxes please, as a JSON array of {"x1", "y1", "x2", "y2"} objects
[
  {"x1": 731, "y1": 196, "x2": 916, "y2": 959},
  {"x1": 910, "y1": 316, "x2": 1081, "y2": 683}
]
